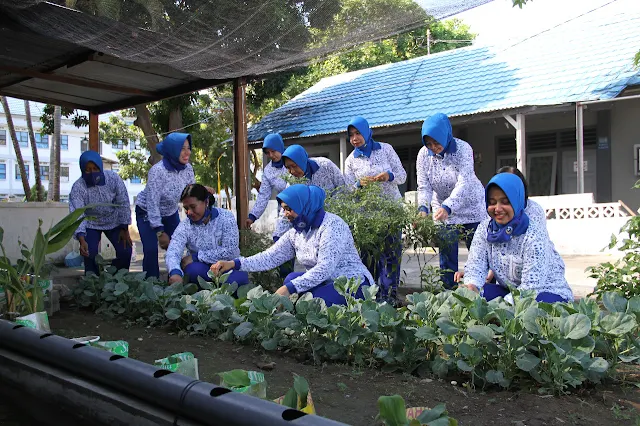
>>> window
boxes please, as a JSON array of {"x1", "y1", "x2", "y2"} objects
[
  {"x1": 129, "y1": 140, "x2": 136, "y2": 150},
  {"x1": 114, "y1": 140, "x2": 125, "y2": 150},
  {"x1": 60, "y1": 166, "x2": 70, "y2": 183},
  {"x1": 35, "y1": 134, "x2": 48, "y2": 149},
  {"x1": 131, "y1": 176, "x2": 142, "y2": 184},
  {"x1": 61, "y1": 135, "x2": 68, "y2": 150},
  {"x1": 15, "y1": 164, "x2": 29, "y2": 181},
  {"x1": 0, "y1": 130, "x2": 6, "y2": 146},
  {"x1": 0, "y1": 163, "x2": 5, "y2": 180},
  {"x1": 17, "y1": 132, "x2": 28, "y2": 148},
  {"x1": 40, "y1": 164, "x2": 50, "y2": 181}
]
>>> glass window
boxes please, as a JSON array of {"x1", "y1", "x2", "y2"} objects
[
  {"x1": 15, "y1": 164, "x2": 29, "y2": 180},
  {"x1": 17, "y1": 132, "x2": 28, "y2": 148},
  {"x1": 0, "y1": 130, "x2": 6, "y2": 146},
  {"x1": 36, "y1": 134, "x2": 48, "y2": 149},
  {"x1": 131, "y1": 176, "x2": 141, "y2": 184},
  {"x1": 40, "y1": 165, "x2": 50, "y2": 180},
  {"x1": 61, "y1": 135, "x2": 68, "y2": 150},
  {"x1": 60, "y1": 166, "x2": 70, "y2": 183},
  {"x1": 0, "y1": 164, "x2": 6, "y2": 179}
]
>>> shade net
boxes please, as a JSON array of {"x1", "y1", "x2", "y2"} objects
[{"x1": 0, "y1": 0, "x2": 492, "y2": 80}]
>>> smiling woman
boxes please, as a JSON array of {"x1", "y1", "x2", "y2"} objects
[{"x1": 460, "y1": 173, "x2": 573, "y2": 303}]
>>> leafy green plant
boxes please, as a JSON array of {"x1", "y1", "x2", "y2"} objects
[
  {"x1": 239, "y1": 229, "x2": 281, "y2": 292},
  {"x1": 376, "y1": 395, "x2": 457, "y2": 426},
  {"x1": 0, "y1": 206, "x2": 93, "y2": 316},
  {"x1": 588, "y1": 206, "x2": 640, "y2": 300}
]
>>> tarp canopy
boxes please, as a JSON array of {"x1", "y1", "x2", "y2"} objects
[{"x1": 0, "y1": 0, "x2": 492, "y2": 113}]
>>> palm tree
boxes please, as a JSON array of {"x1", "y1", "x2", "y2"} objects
[
  {"x1": 52, "y1": 106, "x2": 62, "y2": 201},
  {"x1": 24, "y1": 100, "x2": 44, "y2": 201},
  {"x1": 0, "y1": 96, "x2": 31, "y2": 200}
]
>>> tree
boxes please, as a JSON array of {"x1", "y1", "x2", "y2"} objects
[
  {"x1": 0, "y1": 96, "x2": 31, "y2": 200},
  {"x1": 24, "y1": 100, "x2": 44, "y2": 201},
  {"x1": 46, "y1": 106, "x2": 63, "y2": 201},
  {"x1": 248, "y1": 18, "x2": 476, "y2": 120}
]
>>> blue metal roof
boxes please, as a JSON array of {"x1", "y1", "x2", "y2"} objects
[{"x1": 249, "y1": 1, "x2": 640, "y2": 141}]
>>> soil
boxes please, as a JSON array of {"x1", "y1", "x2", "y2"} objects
[{"x1": 39, "y1": 308, "x2": 640, "y2": 426}]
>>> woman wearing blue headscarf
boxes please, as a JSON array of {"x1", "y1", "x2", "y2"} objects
[
  {"x1": 246, "y1": 133, "x2": 289, "y2": 239},
  {"x1": 416, "y1": 113, "x2": 486, "y2": 288},
  {"x1": 210, "y1": 185, "x2": 374, "y2": 306},
  {"x1": 69, "y1": 151, "x2": 132, "y2": 276},
  {"x1": 135, "y1": 132, "x2": 195, "y2": 278},
  {"x1": 460, "y1": 173, "x2": 573, "y2": 303},
  {"x1": 344, "y1": 116, "x2": 407, "y2": 301},
  {"x1": 281, "y1": 145, "x2": 345, "y2": 195}
]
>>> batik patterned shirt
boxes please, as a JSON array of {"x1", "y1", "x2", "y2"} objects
[{"x1": 344, "y1": 142, "x2": 407, "y2": 201}]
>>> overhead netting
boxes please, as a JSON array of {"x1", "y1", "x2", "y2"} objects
[{"x1": 0, "y1": 0, "x2": 493, "y2": 80}]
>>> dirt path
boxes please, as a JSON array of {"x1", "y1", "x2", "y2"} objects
[{"x1": 45, "y1": 309, "x2": 640, "y2": 426}]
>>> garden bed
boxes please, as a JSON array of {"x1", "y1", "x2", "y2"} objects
[{"x1": 49, "y1": 308, "x2": 640, "y2": 426}]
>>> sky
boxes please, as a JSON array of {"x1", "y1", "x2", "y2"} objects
[{"x1": 453, "y1": 0, "x2": 626, "y2": 45}]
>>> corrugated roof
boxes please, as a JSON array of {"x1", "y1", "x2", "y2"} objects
[{"x1": 249, "y1": 0, "x2": 640, "y2": 141}]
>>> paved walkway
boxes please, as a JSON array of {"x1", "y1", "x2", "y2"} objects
[{"x1": 54, "y1": 240, "x2": 620, "y2": 299}]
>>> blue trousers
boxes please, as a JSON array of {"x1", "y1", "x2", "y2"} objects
[
  {"x1": 183, "y1": 261, "x2": 249, "y2": 287},
  {"x1": 84, "y1": 227, "x2": 132, "y2": 276},
  {"x1": 136, "y1": 206, "x2": 181, "y2": 278},
  {"x1": 284, "y1": 272, "x2": 369, "y2": 307},
  {"x1": 361, "y1": 232, "x2": 402, "y2": 300},
  {"x1": 483, "y1": 283, "x2": 568, "y2": 303},
  {"x1": 439, "y1": 222, "x2": 479, "y2": 289}
]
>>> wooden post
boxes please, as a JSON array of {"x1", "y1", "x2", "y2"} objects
[
  {"x1": 233, "y1": 78, "x2": 250, "y2": 229},
  {"x1": 89, "y1": 112, "x2": 99, "y2": 152}
]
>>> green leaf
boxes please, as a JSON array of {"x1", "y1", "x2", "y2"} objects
[
  {"x1": 362, "y1": 309, "x2": 380, "y2": 327},
  {"x1": 456, "y1": 359, "x2": 473, "y2": 372},
  {"x1": 293, "y1": 374, "x2": 310, "y2": 409},
  {"x1": 559, "y1": 313, "x2": 591, "y2": 340},
  {"x1": 273, "y1": 312, "x2": 299, "y2": 329},
  {"x1": 233, "y1": 322, "x2": 254, "y2": 338},
  {"x1": 282, "y1": 387, "x2": 298, "y2": 409},
  {"x1": 467, "y1": 325, "x2": 494, "y2": 344},
  {"x1": 165, "y1": 307, "x2": 181, "y2": 320},
  {"x1": 219, "y1": 369, "x2": 251, "y2": 388},
  {"x1": 261, "y1": 337, "x2": 279, "y2": 351},
  {"x1": 46, "y1": 217, "x2": 85, "y2": 254},
  {"x1": 585, "y1": 357, "x2": 609, "y2": 374},
  {"x1": 436, "y1": 317, "x2": 459, "y2": 336},
  {"x1": 516, "y1": 353, "x2": 541, "y2": 372},
  {"x1": 600, "y1": 313, "x2": 637, "y2": 336},
  {"x1": 431, "y1": 356, "x2": 449, "y2": 378},
  {"x1": 0, "y1": 226, "x2": 4, "y2": 244},
  {"x1": 485, "y1": 370, "x2": 505, "y2": 384},
  {"x1": 45, "y1": 206, "x2": 89, "y2": 239},
  {"x1": 416, "y1": 403, "x2": 448, "y2": 424},
  {"x1": 197, "y1": 276, "x2": 212, "y2": 290},
  {"x1": 113, "y1": 282, "x2": 129, "y2": 296},
  {"x1": 377, "y1": 395, "x2": 408, "y2": 426},
  {"x1": 522, "y1": 306, "x2": 543, "y2": 335},
  {"x1": 602, "y1": 292, "x2": 628, "y2": 313},
  {"x1": 415, "y1": 326, "x2": 437, "y2": 341}
]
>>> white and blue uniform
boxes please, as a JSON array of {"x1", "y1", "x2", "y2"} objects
[
  {"x1": 69, "y1": 151, "x2": 132, "y2": 275},
  {"x1": 277, "y1": 145, "x2": 345, "y2": 238},
  {"x1": 344, "y1": 116, "x2": 407, "y2": 301},
  {"x1": 166, "y1": 207, "x2": 248, "y2": 286},
  {"x1": 464, "y1": 173, "x2": 573, "y2": 302},
  {"x1": 248, "y1": 134, "x2": 289, "y2": 240},
  {"x1": 135, "y1": 132, "x2": 196, "y2": 278},
  {"x1": 232, "y1": 185, "x2": 374, "y2": 306},
  {"x1": 416, "y1": 113, "x2": 486, "y2": 288}
]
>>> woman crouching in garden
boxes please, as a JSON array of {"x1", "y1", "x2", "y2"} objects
[
  {"x1": 166, "y1": 184, "x2": 249, "y2": 287},
  {"x1": 459, "y1": 173, "x2": 573, "y2": 303},
  {"x1": 210, "y1": 184, "x2": 374, "y2": 306}
]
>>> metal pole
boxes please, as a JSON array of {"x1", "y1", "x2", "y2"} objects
[
  {"x1": 576, "y1": 103, "x2": 585, "y2": 194},
  {"x1": 516, "y1": 113, "x2": 526, "y2": 177}
]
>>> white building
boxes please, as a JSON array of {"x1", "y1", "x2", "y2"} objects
[{"x1": 0, "y1": 98, "x2": 146, "y2": 203}]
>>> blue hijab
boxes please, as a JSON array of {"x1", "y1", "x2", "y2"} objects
[
  {"x1": 79, "y1": 151, "x2": 106, "y2": 187},
  {"x1": 263, "y1": 133, "x2": 285, "y2": 169},
  {"x1": 282, "y1": 145, "x2": 319, "y2": 180},
  {"x1": 485, "y1": 173, "x2": 530, "y2": 243},
  {"x1": 347, "y1": 117, "x2": 381, "y2": 158},
  {"x1": 277, "y1": 184, "x2": 326, "y2": 233},
  {"x1": 157, "y1": 132, "x2": 192, "y2": 172},
  {"x1": 421, "y1": 113, "x2": 456, "y2": 156}
]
